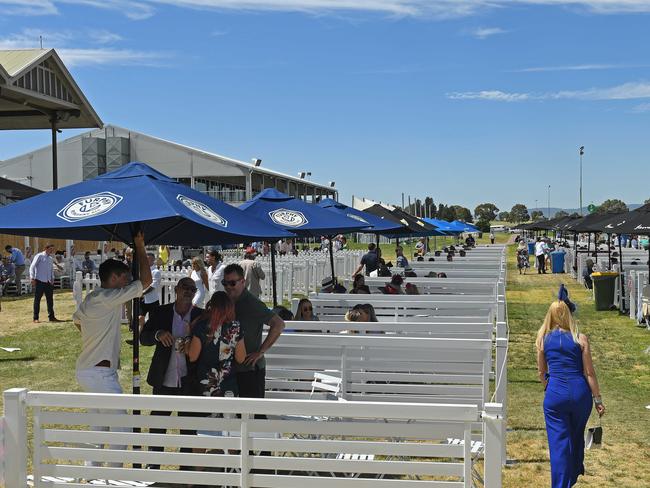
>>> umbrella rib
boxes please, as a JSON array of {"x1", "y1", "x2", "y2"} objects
[{"x1": 146, "y1": 218, "x2": 187, "y2": 244}]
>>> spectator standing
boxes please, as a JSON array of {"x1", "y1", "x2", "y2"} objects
[
  {"x1": 536, "y1": 301, "x2": 605, "y2": 487},
  {"x1": 352, "y1": 242, "x2": 379, "y2": 277},
  {"x1": 141, "y1": 252, "x2": 162, "y2": 318},
  {"x1": 535, "y1": 238, "x2": 548, "y2": 274},
  {"x1": 73, "y1": 232, "x2": 152, "y2": 467},
  {"x1": 489, "y1": 232, "x2": 495, "y2": 244},
  {"x1": 140, "y1": 276, "x2": 203, "y2": 469},
  {"x1": 189, "y1": 256, "x2": 209, "y2": 308},
  {"x1": 5, "y1": 245, "x2": 25, "y2": 293},
  {"x1": 222, "y1": 263, "x2": 285, "y2": 399},
  {"x1": 239, "y1": 250, "x2": 265, "y2": 298},
  {"x1": 395, "y1": 246, "x2": 409, "y2": 268},
  {"x1": 206, "y1": 249, "x2": 226, "y2": 296},
  {"x1": 29, "y1": 243, "x2": 61, "y2": 323}
]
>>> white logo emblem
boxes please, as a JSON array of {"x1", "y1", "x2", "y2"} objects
[
  {"x1": 57, "y1": 192, "x2": 123, "y2": 222},
  {"x1": 269, "y1": 209, "x2": 308, "y2": 227},
  {"x1": 347, "y1": 213, "x2": 368, "y2": 224},
  {"x1": 177, "y1": 195, "x2": 228, "y2": 227}
]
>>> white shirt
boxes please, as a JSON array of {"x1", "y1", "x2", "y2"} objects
[
  {"x1": 29, "y1": 251, "x2": 54, "y2": 283},
  {"x1": 534, "y1": 241, "x2": 547, "y2": 257},
  {"x1": 74, "y1": 280, "x2": 144, "y2": 371},
  {"x1": 162, "y1": 306, "x2": 191, "y2": 388},
  {"x1": 207, "y1": 262, "x2": 226, "y2": 295},
  {"x1": 143, "y1": 266, "x2": 162, "y2": 304}
]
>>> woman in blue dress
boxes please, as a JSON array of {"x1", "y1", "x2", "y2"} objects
[{"x1": 536, "y1": 300, "x2": 606, "y2": 487}]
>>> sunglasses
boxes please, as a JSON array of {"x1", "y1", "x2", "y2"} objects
[
  {"x1": 221, "y1": 279, "x2": 242, "y2": 288},
  {"x1": 179, "y1": 285, "x2": 197, "y2": 293}
]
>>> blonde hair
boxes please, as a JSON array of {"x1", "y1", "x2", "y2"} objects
[
  {"x1": 535, "y1": 300, "x2": 579, "y2": 350},
  {"x1": 192, "y1": 256, "x2": 206, "y2": 272}
]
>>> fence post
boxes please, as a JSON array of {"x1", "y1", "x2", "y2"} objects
[
  {"x1": 73, "y1": 271, "x2": 83, "y2": 308},
  {"x1": 483, "y1": 403, "x2": 504, "y2": 487},
  {"x1": 3, "y1": 388, "x2": 28, "y2": 488},
  {"x1": 240, "y1": 413, "x2": 250, "y2": 488}
]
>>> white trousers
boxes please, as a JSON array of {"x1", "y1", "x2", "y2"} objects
[{"x1": 76, "y1": 367, "x2": 129, "y2": 468}]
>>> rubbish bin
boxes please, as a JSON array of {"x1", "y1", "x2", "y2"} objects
[
  {"x1": 551, "y1": 251, "x2": 566, "y2": 273},
  {"x1": 592, "y1": 272, "x2": 618, "y2": 311},
  {"x1": 528, "y1": 242, "x2": 535, "y2": 256}
]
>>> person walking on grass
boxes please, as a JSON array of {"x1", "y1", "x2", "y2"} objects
[
  {"x1": 536, "y1": 300, "x2": 605, "y2": 488},
  {"x1": 29, "y1": 243, "x2": 61, "y2": 322}
]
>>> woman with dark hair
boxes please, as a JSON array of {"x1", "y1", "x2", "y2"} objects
[
  {"x1": 349, "y1": 274, "x2": 371, "y2": 294},
  {"x1": 381, "y1": 274, "x2": 404, "y2": 294},
  {"x1": 294, "y1": 298, "x2": 319, "y2": 321},
  {"x1": 187, "y1": 291, "x2": 246, "y2": 399}
]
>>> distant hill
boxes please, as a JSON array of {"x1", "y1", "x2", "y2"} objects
[{"x1": 526, "y1": 204, "x2": 643, "y2": 217}]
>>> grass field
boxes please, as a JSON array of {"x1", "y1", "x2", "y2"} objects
[{"x1": 1, "y1": 236, "x2": 648, "y2": 486}]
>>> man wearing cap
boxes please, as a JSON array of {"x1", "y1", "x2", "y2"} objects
[{"x1": 321, "y1": 276, "x2": 347, "y2": 293}]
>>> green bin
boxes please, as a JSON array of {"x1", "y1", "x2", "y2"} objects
[{"x1": 592, "y1": 272, "x2": 618, "y2": 311}]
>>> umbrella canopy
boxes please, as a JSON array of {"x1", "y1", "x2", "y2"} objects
[
  {"x1": 0, "y1": 162, "x2": 293, "y2": 245},
  {"x1": 317, "y1": 198, "x2": 405, "y2": 234},
  {"x1": 423, "y1": 218, "x2": 459, "y2": 234},
  {"x1": 239, "y1": 188, "x2": 368, "y2": 236},
  {"x1": 363, "y1": 204, "x2": 444, "y2": 236},
  {"x1": 597, "y1": 204, "x2": 650, "y2": 234},
  {"x1": 449, "y1": 220, "x2": 479, "y2": 233},
  {"x1": 565, "y1": 211, "x2": 626, "y2": 233}
]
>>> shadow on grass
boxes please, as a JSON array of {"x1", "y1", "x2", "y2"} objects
[{"x1": 0, "y1": 355, "x2": 37, "y2": 362}]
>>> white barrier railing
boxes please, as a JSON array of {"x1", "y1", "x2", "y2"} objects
[{"x1": 2, "y1": 389, "x2": 504, "y2": 488}]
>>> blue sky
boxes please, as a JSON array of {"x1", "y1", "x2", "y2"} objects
[{"x1": 1, "y1": 1, "x2": 649, "y2": 214}]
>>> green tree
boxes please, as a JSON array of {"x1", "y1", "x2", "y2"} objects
[
  {"x1": 474, "y1": 203, "x2": 499, "y2": 222},
  {"x1": 424, "y1": 196, "x2": 436, "y2": 218},
  {"x1": 597, "y1": 199, "x2": 628, "y2": 214},
  {"x1": 475, "y1": 218, "x2": 491, "y2": 233},
  {"x1": 438, "y1": 204, "x2": 456, "y2": 222},
  {"x1": 497, "y1": 211, "x2": 510, "y2": 222},
  {"x1": 645, "y1": 198, "x2": 650, "y2": 205},
  {"x1": 530, "y1": 210, "x2": 545, "y2": 221},
  {"x1": 452, "y1": 205, "x2": 473, "y2": 223},
  {"x1": 554, "y1": 210, "x2": 569, "y2": 219},
  {"x1": 509, "y1": 204, "x2": 530, "y2": 223}
]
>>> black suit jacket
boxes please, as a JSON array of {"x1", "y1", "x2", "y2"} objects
[{"x1": 140, "y1": 303, "x2": 204, "y2": 389}]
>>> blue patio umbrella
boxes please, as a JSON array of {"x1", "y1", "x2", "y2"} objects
[
  {"x1": 449, "y1": 220, "x2": 480, "y2": 233},
  {"x1": 0, "y1": 162, "x2": 293, "y2": 396},
  {"x1": 317, "y1": 198, "x2": 405, "y2": 234},
  {"x1": 239, "y1": 189, "x2": 368, "y2": 305},
  {"x1": 424, "y1": 218, "x2": 460, "y2": 234}
]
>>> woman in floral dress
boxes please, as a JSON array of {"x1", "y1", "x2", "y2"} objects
[{"x1": 187, "y1": 291, "x2": 246, "y2": 398}]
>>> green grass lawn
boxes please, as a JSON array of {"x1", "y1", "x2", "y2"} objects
[{"x1": 504, "y1": 245, "x2": 650, "y2": 487}]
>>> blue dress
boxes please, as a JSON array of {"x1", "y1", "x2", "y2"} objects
[{"x1": 543, "y1": 330, "x2": 593, "y2": 487}]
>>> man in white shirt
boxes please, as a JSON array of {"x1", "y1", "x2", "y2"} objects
[
  {"x1": 72, "y1": 231, "x2": 152, "y2": 467},
  {"x1": 29, "y1": 243, "x2": 60, "y2": 323},
  {"x1": 206, "y1": 249, "x2": 225, "y2": 296},
  {"x1": 142, "y1": 252, "x2": 162, "y2": 314},
  {"x1": 534, "y1": 237, "x2": 548, "y2": 274}
]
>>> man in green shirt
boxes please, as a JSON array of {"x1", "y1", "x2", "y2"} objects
[{"x1": 222, "y1": 263, "x2": 285, "y2": 398}]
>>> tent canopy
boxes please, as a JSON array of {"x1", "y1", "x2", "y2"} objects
[{"x1": 317, "y1": 198, "x2": 404, "y2": 234}]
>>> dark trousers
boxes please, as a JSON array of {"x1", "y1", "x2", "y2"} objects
[
  {"x1": 237, "y1": 368, "x2": 266, "y2": 399},
  {"x1": 148, "y1": 377, "x2": 198, "y2": 470},
  {"x1": 33, "y1": 280, "x2": 54, "y2": 320},
  {"x1": 537, "y1": 254, "x2": 546, "y2": 273}
]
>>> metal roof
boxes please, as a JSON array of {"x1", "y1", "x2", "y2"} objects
[{"x1": 0, "y1": 49, "x2": 102, "y2": 130}]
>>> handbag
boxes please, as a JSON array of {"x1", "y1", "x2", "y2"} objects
[{"x1": 585, "y1": 417, "x2": 602, "y2": 449}]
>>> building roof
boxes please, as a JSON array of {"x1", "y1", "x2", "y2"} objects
[
  {"x1": 0, "y1": 48, "x2": 102, "y2": 130},
  {"x1": 0, "y1": 175, "x2": 43, "y2": 204}
]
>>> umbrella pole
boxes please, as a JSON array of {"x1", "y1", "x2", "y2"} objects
[
  {"x1": 618, "y1": 236, "x2": 627, "y2": 313},
  {"x1": 328, "y1": 236, "x2": 335, "y2": 284},
  {"x1": 607, "y1": 234, "x2": 612, "y2": 270},
  {"x1": 270, "y1": 241, "x2": 278, "y2": 308},
  {"x1": 130, "y1": 228, "x2": 142, "y2": 468}
]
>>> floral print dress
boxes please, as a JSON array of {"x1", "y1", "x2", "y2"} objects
[{"x1": 193, "y1": 320, "x2": 243, "y2": 397}]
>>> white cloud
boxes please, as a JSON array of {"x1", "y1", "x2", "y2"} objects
[
  {"x1": 515, "y1": 63, "x2": 650, "y2": 72},
  {"x1": 448, "y1": 81, "x2": 650, "y2": 102},
  {"x1": 447, "y1": 90, "x2": 530, "y2": 102},
  {"x1": 3, "y1": 1, "x2": 650, "y2": 20},
  {"x1": 470, "y1": 27, "x2": 507, "y2": 39},
  {"x1": 631, "y1": 102, "x2": 650, "y2": 113},
  {"x1": 0, "y1": 28, "x2": 170, "y2": 67}
]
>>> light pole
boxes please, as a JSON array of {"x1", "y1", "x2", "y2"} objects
[
  {"x1": 579, "y1": 146, "x2": 584, "y2": 215},
  {"x1": 547, "y1": 185, "x2": 551, "y2": 219},
  {"x1": 535, "y1": 199, "x2": 538, "y2": 217}
]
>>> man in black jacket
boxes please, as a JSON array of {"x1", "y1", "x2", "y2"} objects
[{"x1": 140, "y1": 276, "x2": 204, "y2": 470}]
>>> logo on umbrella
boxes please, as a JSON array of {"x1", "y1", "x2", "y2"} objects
[
  {"x1": 346, "y1": 213, "x2": 368, "y2": 224},
  {"x1": 269, "y1": 209, "x2": 308, "y2": 227},
  {"x1": 177, "y1": 195, "x2": 228, "y2": 227},
  {"x1": 57, "y1": 192, "x2": 123, "y2": 222}
]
